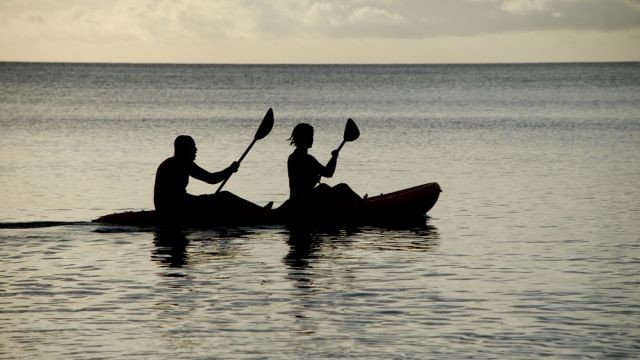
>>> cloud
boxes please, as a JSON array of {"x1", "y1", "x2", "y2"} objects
[
  {"x1": 623, "y1": 0, "x2": 640, "y2": 10},
  {"x1": 500, "y1": 0, "x2": 552, "y2": 15},
  {"x1": 263, "y1": 0, "x2": 640, "y2": 38},
  {"x1": 348, "y1": 7, "x2": 405, "y2": 24},
  {"x1": 1, "y1": 0, "x2": 639, "y2": 62},
  {"x1": 2, "y1": 0, "x2": 640, "y2": 42}
]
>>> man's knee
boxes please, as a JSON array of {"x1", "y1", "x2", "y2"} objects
[{"x1": 214, "y1": 190, "x2": 233, "y2": 200}]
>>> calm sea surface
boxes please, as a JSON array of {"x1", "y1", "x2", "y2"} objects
[{"x1": 1, "y1": 62, "x2": 639, "y2": 358}]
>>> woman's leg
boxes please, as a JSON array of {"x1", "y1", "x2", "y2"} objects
[{"x1": 311, "y1": 183, "x2": 333, "y2": 204}]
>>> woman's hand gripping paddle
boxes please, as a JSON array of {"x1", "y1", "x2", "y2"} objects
[
  {"x1": 215, "y1": 108, "x2": 274, "y2": 194},
  {"x1": 316, "y1": 118, "x2": 359, "y2": 186}
]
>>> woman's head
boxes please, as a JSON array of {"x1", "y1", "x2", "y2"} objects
[{"x1": 289, "y1": 123, "x2": 314, "y2": 148}]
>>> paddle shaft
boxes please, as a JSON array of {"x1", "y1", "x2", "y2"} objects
[{"x1": 215, "y1": 137, "x2": 257, "y2": 194}]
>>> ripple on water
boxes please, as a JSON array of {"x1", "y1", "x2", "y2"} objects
[{"x1": 1, "y1": 220, "x2": 639, "y2": 358}]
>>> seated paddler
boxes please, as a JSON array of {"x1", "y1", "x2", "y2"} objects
[
  {"x1": 283, "y1": 123, "x2": 361, "y2": 212},
  {"x1": 154, "y1": 135, "x2": 264, "y2": 213}
]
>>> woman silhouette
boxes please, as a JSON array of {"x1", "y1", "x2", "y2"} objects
[{"x1": 283, "y1": 123, "x2": 361, "y2": 212}]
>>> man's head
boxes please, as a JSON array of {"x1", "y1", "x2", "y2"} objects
[
  {"x1": 289, "y1": 123, "x2": 314, "y2": 149},
  {"x1": 174, "y1": 135, "x2": 197, "y2": 161}
]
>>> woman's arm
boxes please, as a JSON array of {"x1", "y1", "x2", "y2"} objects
[{"x1": 317, "y1": 151, "x2": 339, "y2": 178}]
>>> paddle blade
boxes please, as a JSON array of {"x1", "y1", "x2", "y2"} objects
[
  {"x1": 344, "y1": 118, "x2": 360, "y2": 142},
  {"x1": 254, "y1": 108, "x2": 274, "y2": 140}
]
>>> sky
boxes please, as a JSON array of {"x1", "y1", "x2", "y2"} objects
[{"x1": 1, "y1": 0, "x2": 639, "y2": 63}]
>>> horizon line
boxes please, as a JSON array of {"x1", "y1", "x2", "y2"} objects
[{"x1": 2, "y1": 60, "x2": 639, "y2": 66}]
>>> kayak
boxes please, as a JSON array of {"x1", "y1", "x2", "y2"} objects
[{"x1": 93, "y1": 182, "x2": 441, "y2": 227}]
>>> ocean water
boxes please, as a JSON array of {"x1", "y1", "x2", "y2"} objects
[{"x1": 1, "y1": 62, "x2": 639, "y2": 358}]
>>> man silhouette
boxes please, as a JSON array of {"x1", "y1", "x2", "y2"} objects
[{"x1": 154, "y1": 135, "x2": 264, "y2": 213}]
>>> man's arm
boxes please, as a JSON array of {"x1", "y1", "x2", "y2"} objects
[{"x1": 190, "y1": 162, "x2": 239, "y2": 184}]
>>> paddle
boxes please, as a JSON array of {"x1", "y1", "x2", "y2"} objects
[
  {"x1": 335, "y1": 118, "x2": 360, "y2": 153},
  {"x1": 316, "y1": 118, "x2": 359, "y2": 186},
  {"x1": 215, "y1": 108, "x2": 274, "y2": 194}
]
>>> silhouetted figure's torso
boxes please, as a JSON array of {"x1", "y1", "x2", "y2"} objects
[
  {"x1": 154, "y1": 156, "x2": 211, "y2": 211},
  {"x1": 153, "y1": 135, "x2": 263, "y2": 214},
  {"x1": 287, "y1": 148, "x2": 326, "y2": 204},
  {"x1": 284, "y1": 123, "x2": 361, "y2": 213}
]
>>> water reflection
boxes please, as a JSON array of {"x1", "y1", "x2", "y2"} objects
[
  {"x1": 152, "y1": 228, "x2": 189, "y2": 269},
  {"x1": 284, "y1": 227, "x2": 322, "y2": 270},
  {"x1": 283, "y1": 223, "x2": 440, "y2": 282},
  {"x1": 283, "y1": 225, "x2": 352, "y2": 264},
  {"x1": 282, "y1": 223, "x2": 441, "y2": 337},
  {"x1": 356, "y1": 223, "x2": 441, "y2": 252},
  {"x1": 151, "y1": 227, "x2": 253, "y2": 273}
]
